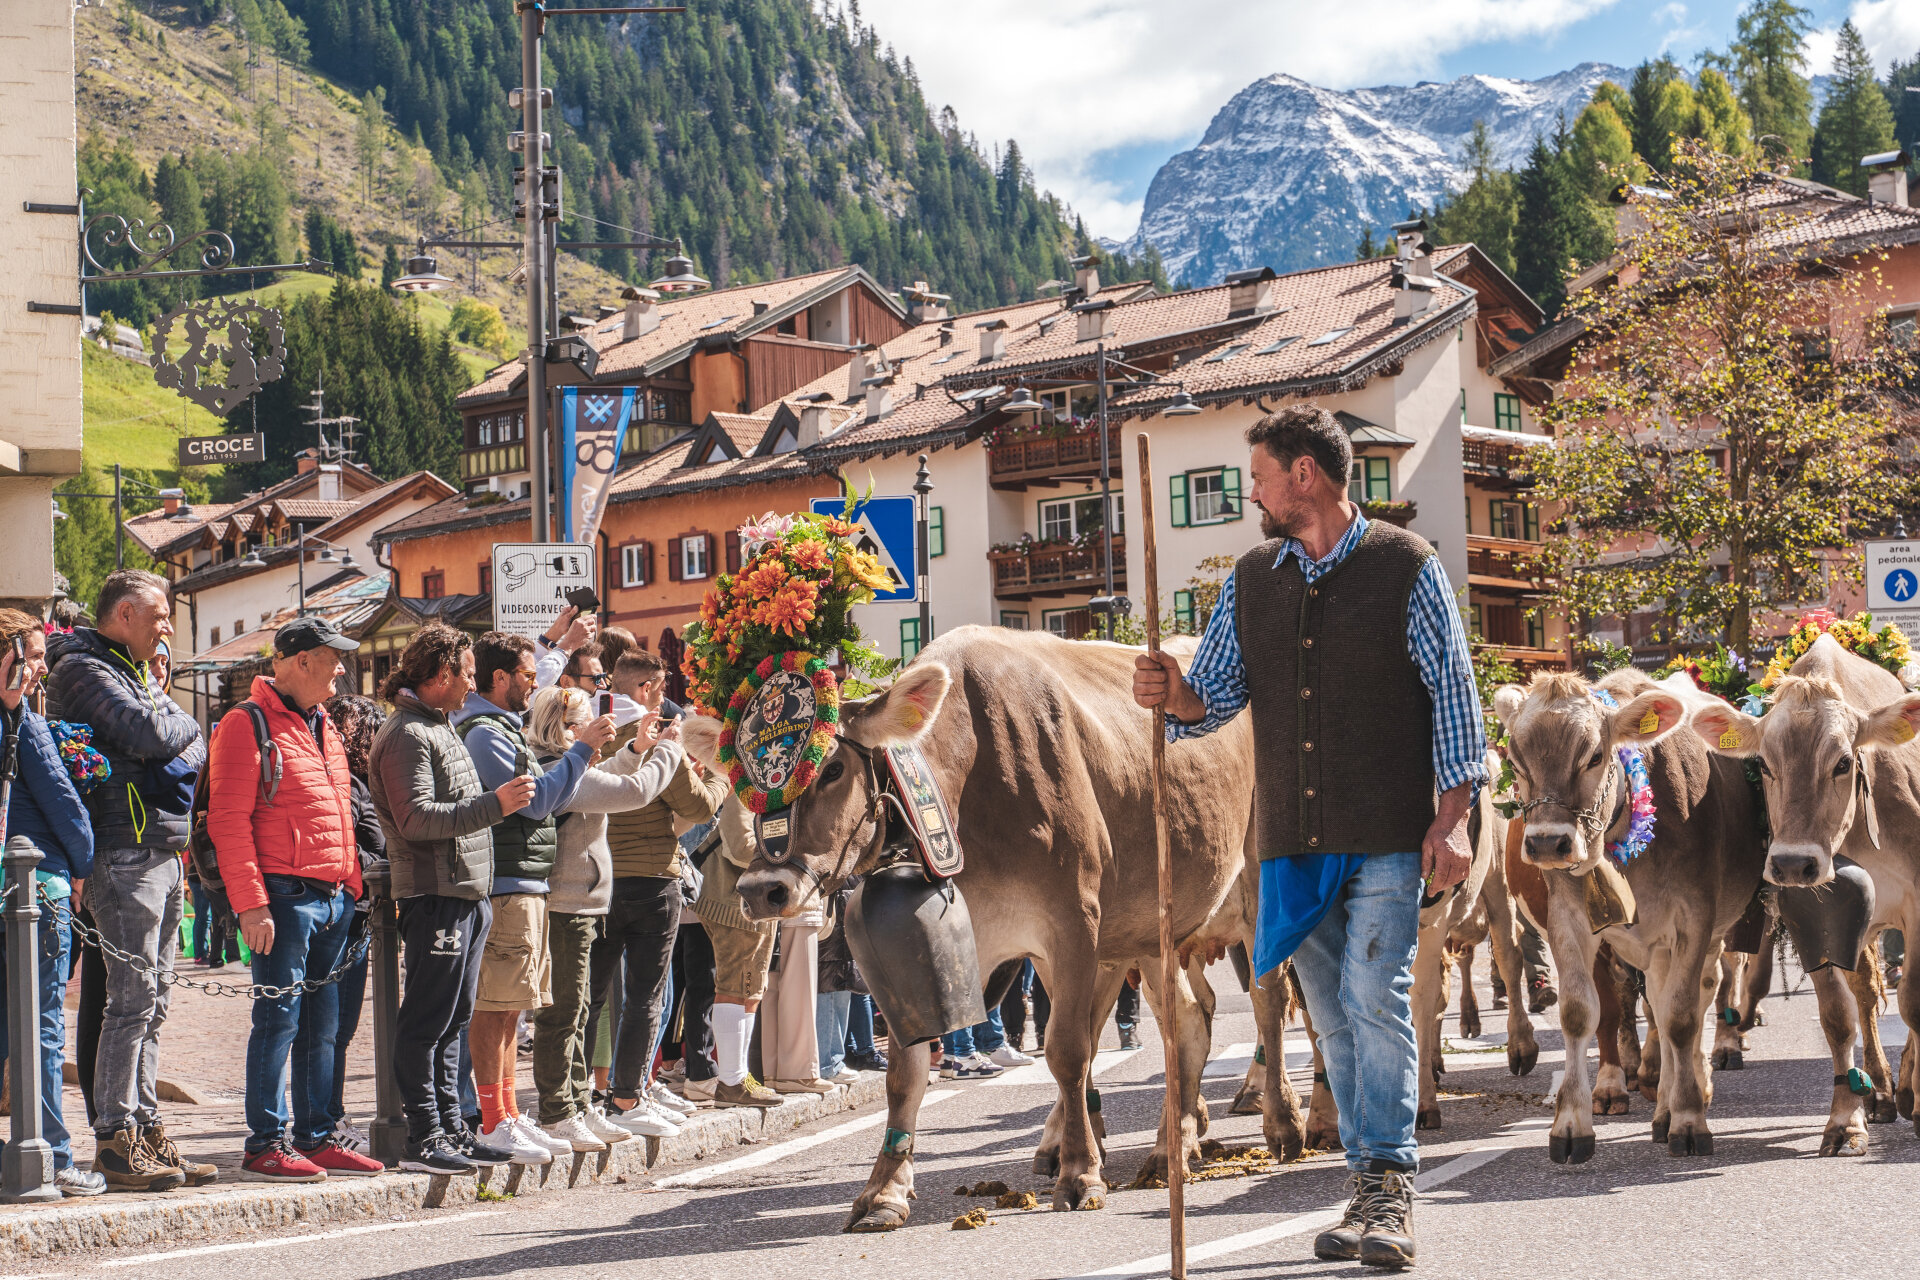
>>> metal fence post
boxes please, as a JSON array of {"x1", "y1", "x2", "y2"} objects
[
  {"x1": 364, "y1": 866, "x2": 406, "y2": 1167},
  {"x1": 1, "y1": 816, "x2": 60, "y2": 1202}
]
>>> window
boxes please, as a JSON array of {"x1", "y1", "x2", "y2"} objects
[
  {"x1": 1488, "y1": 500, "x2": 1539, "y2": 542},
  {"x1": 900, "y1": 617, "x2": 922, "y2": 659},
  {"x1": 1890, "y1": 310, "x2": 1920, "y2": 350},
  {"x1": 1349, "y1": 458, "x2": 1391, "y2": 503},
  {"x1": 1040, "y1": 495, "x2": 1120, "y2": 541},
  {"x1": 1172, "y1": 468, "x2": 1241, "y2": 527},
  {"x1": 478, "y1": 561, "x2": 492, "y2": 594},
  {"x1": 1043, "y1": 608, "x2": 1093, "y2": 639},
  {"x1": 681, "y1": 534, "x2": 710, "y2": 581},
  {"x1": 929, "y1": 506, "x2": 945, "y2": 557},
  {"x1": 1469, "y1": 603, "x2": 1483, "y2": 636},
  {"x1": 1173, "y1": 590, "x2": 1195, "y2": 633},
  {"x1": 234, "y1": 618, "x2": 244, "y2": 638},
  {"x1": 478, "y1": 416, "x2": 493, "y2": 446},
  {"x1": 422, "y1": 571, "x2": 445, "y2": 599},
  {"x1": 621, "y1": 541, "x2": 652, "y2": 588},
  {"x1": 1526, "y1": 610, "x2": 1545, "y2": 649},
  {"x1": 1494, "y1": 393, "x2": 1522, "y2": 433},
  {"x1": 999, "y1": 611, "x2": 1029, "y2": 630},
  {"x1": 210, "y1": 626, "x2": 221, "y2": 647},
  {"x1": 1464, "y1": 495, "x2": 1472, "y2": 533}
]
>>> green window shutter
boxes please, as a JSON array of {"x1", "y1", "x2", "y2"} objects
[
  {"x1": 1488, "y1": 499, "x2": 1503, "y2": 539},
  {"x1": 928, "y1": 506, "x2": 945, "y2": 558},
  {"x1": 900, "y1": 618, "x2": 921, "y2": 660},
  {"x1": 1365, "y1": 458, "x2": 1390, "y2": 501},
  {"x1": 1463, "y1": 495, "x2": 1472, "y2": 533},
  {"x1": 1495, "y1": 393, "x2": 1522, "y2": 432},
  {"x1": 1523, "y1": 503, "x2": 1539, "y2": 542},
  {"x1": 1174, "y1": 590, "x2": 1194, "y2": 632},
  {"x1": 1169, "y1": 473, "x2": 1189, "y2": 528},
  {"x1": 1221, "y1": 467, "x2": 1243, "y2": 521}
]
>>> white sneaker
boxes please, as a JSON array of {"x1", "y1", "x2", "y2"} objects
[
  {"x1": 990, "y1": 1045, "x2": 1035, "y2": 1068},
  {"x1": 513, "y1": 1115, "x2": 572, "y2": 1156},
  {"x1": 650, "y1": 1081, "x2": 698, "y2": 1115},
  {"x1": 332, "y1": 1117, "x2": 369, "y2": 1152},
  {"x1": 480, "y1": 1117, "x2": 552, "y2": 1166},
  {"x1": 543, "y1": 1114, "x2": 609, "y2": 1153},
  {"x1": 965, "y1": 1052, "x2": 1006, "y2": 1076},
  {"x1": 609, "y1": 1101, "x2": 679, "y2": 1138},
  {"x1": 827, "y1": 1064, "x2": 862, "y2": 1083},
  {"x1": 583, "y1": 1105, "x2": 632, "y2": 1144}
]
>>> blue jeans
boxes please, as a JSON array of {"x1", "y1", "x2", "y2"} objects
[
  {"x1": 942, "y1": 1007, "x2": 1006, "y2": 1059},
  {"x1": 816, "y1": 991, "x2": 851, "y2": 1075},
  {"x1": 0, "y1": 868, "x2": 75, "y2": 1168},
  {"x1": 244, "y1": 876, "x2": 352, "y2": 1152},
  {"x1": 846, "y1": 994, "x2": 875, "y2": 1057},
  {"x1": 1288, "y1": 850, "x2": 1422, "y2": 1172}
]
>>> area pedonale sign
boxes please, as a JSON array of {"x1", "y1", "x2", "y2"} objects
[{"x1": 178, "y1": 433, "x2": 266, "y2": 466}]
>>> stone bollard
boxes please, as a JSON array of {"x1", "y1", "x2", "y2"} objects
[
  {"x1": 363, "y1": 865, "x2": 407, "y2": 1168},
  {"x1": 0, "y1": 802, "x2": 60, "y2": 1202}
]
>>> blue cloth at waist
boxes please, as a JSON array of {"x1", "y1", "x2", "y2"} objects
[{"x1": 1253, "y1": 853, "x2": 1372, "y2": 982}]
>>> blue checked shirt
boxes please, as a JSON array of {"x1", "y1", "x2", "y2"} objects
[{"x1": 1169, "y1": 512, "x2": 1488, "y2": 798}]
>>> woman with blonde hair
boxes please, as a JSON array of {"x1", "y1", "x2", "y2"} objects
[{"x1": 524, "y1": 684, "x2": 684, "y2": 1151}]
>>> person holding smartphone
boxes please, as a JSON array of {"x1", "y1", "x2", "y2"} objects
[{"x1": 0, "y1": 610, "x2": 105, "y2": 1197}]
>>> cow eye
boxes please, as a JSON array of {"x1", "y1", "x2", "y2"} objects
[
  {"x1": 1757, "y1": 758, "x2": 1773, "y2": 778},
  {"x1": 822, "y1": 760, "x2": 845, "y2": 784},
  {"x1": 1585, "y1": 748, "x2": 1605, "y2": 770},
  {"x1": 1833, "y1": 757, "x2": 1853, "y2": 778}
]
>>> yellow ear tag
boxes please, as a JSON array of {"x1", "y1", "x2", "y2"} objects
[
  {"x1": 1718, "y1": 729, "x2": 1742, "y2": 750},
  {"x1": 1895, "y1": 719, "x2": 1915, "y2": 744},
  {"x1": 1636, "y1": 709, "x2": 1660, "y2": 735},
  {"x1": 901, "y1": 705, "x2": 922, "y2": 729}
]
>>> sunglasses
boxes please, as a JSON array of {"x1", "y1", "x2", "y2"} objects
[{"x1": 591, "y1": 672, "x2": 613, "y2": 688}]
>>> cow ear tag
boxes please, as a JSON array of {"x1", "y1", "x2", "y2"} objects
[
  {"x1": 1718, "y1": 728, "x2": 1742, "y2": 750},
  {"x1": 1894, "y1": 717, "x2": 1916, "y2": 744},
  {"x1": 1636, "y1": 709, "x2": 1660, "y2": 735}
]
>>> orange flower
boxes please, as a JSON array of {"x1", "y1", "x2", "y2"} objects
[
  {"x1": 742, "y1": 559, "x2": 788, "y2": 601},
  {"x1": 788, "y1": 541, "x2": 831, "y2": 574},
  {"x1": 822, "y1": 517, "x2": 858, "y2": 539},
  {"x1": 759, "y1": 579, "x2": 820, "y2": 637}
]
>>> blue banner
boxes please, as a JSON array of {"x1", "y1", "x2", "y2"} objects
[{"x1": 560, "y1": 386, "x2": 638, "y2": 545}]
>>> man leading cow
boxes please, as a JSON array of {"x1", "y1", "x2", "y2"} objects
[{"x1": 1134, "y1": 403, "x2": 1485, "y2": 1271}]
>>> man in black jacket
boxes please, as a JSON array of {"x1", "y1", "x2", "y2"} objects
[{"x1": 44, "y1": 570, "x2": 211, "y2": 1193}]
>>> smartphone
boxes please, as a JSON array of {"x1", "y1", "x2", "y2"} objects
[
  {"x1": 4, "y1": 636, "x2": 25, "y2": 693},
  {"x1": 514, "y1": 746, "x2": 530, "y2": 777},
  {"x1": 564, "y1": 586, "x2": 600, "y2": 613},
  {"x1": 598, "y1": 691, "x2": 613, "y2": 716}
]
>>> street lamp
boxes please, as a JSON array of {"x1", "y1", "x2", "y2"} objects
[
  {"x1": 1162, "y1": 388, "x2": 1203, "y2": 417},
  {"x1": 1002, "y1": 385, "x2": 1044, "y2": 419},
  {"x1": 56, "y1": 466, "x2": 189, "y2": 570},
  {"x1": 650, "y1": 239, "x2": 710, "y2": 293},
  {"x1": 389, "y1": 253, "x2": 456, "y2": 293}
]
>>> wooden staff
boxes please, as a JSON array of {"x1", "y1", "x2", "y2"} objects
[{"x1": 1136, "y1": 432, "x2": 1186, "y2": 1278}]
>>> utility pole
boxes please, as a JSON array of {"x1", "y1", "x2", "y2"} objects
[
  {"x1": 113, "y1": 463, "x2": 124, "y2": 571},
  {"x1": 519, "y1": 1, "x2": 551, "y2": 543},
  {"x1": 914, "y1": 454, "x2": 933, "y2": 647},
  {"x1": 1096, "y1": 345, "x2": 1113, "y2": 637}
]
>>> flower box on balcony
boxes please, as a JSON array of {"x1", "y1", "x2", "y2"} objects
[
  {"x1": 986, "y1": 421, "x2": 1123, "y2": 490},
  {"x1": 1362, "y1": 499, "x2": 1417, "y2": 528},
  {"x1": 988, "y1": 534, "x2": 1126, "y2": 599}
]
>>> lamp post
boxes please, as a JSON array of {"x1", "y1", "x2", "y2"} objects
[
  {"x1": 56, "y1": 466, "x2": 189, "y2": 570},
  {"x1": 240, "y1": 529, "x2": 357, "y2": 616},
  {"x1": 913, "y1": 454, "x2": 934, "y2": 647}
]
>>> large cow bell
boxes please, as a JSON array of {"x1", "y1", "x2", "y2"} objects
[
  {"x1": 845, "y1": 866, "x2": 986, "y2": 1046},
  {"x1": 1775, "y1": 855, "x2": 1876, "y2": 972}
]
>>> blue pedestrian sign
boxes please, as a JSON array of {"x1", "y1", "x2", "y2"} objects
[
  {"x1": 1887, "y1": 569, "x2": 1917, "y2": 603},
  {"x1": 811, "y1": 494, "x2": 917, "y2": 602}
]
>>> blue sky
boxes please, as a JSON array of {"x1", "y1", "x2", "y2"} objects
[{"x1": 852, "y1": 0, "x2": 1919, "y2": 239}]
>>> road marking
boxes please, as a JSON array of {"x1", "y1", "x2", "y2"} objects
[
  {"x1": 984, "y1": 1047, "x2": 1141, "y2": 1088},
  {"x1": 96, "y1": 1210, "x2": 502, "y2": 1267},
  {"x1": 1063, "y1": 1119, "x2": 1549, "y2": 1280},
  {"x1": 651, "y1": 1089, "x2": 961, "y2": 1188}
]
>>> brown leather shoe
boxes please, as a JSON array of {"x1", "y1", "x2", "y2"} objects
[
  {"x1": 92, "y1": 1127, "x2": 185, "y2": 1193},
  {"x1": 144, "y1": 1123, "x2": 218, "y2": 1186},
  {"x1": 1358, "y1": 1170, "x2": 1416, "y2": 1269},
  {"x1": 712, "y1": 1076, "x2": 783, "y2": 1108},
  {"x1": 1314, "y1": 1172, "x2": 1376, "y2": 1261}
]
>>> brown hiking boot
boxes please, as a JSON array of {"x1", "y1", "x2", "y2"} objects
[
  {"x1": 712, "y1": 1075, "x2": 783, "y2": 1109},
  {"x1": 1314, "y1": 1172, "x2": 1378, "y2": 1261},
  {"x1": 1359, "y1": 1169, "x2": 1416, "y2": 1270},
  {"x1": 144, "y1": 1123, "x2": 218, "y2": 1186},
  {"x1": 92, "y1": 1127, "x2": 186, "y2": 1193}
]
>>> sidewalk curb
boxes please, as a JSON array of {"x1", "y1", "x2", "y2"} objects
[{"x1": 0, "y1": 1075, "x2": 890, "y2": 1259}]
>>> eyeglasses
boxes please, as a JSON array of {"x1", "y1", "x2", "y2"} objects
[{"x1": 591, "y1": 672, "x2": 613, "y2": 688}]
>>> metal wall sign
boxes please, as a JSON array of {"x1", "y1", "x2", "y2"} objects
[
  {"x1": 491, "y1": 542, "x2": 594, "y2": 638},
  {"x1": 1864, "y1": 538, "x2": 1920, "y2": 639},
  {"x1": 178, "y1": 433, "x2": 266, "y2": 466},
  {"x1": 151, "y1": 298, "x2": 288, "y2": 414}
]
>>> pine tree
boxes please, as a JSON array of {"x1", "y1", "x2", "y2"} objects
[
  {"x1": 1888, "y1": 50, "x2": 1920, "y2": 163},
  {"x1": 1513, "y1": 131, "x2": 1612, "y2": 319},
  {"x1": 1567, "y1": 97, "x2": 1638, "y2": 200},
  {"x1": 380, "y1": 243, "x2": 403, "y2": 289},
  {"x1": 1811, "y1": 21, "x2": 1898, "y2": 195},
  {"x1": 1729, "y1": 0, "x2": 1815, "y2": 170},
  {"x1": 1628, "y1": 58, "x2": 1685, "y2": 167},
  {"x1": 1430, "y1": 120, "x2": 1518, "y2": 276}
]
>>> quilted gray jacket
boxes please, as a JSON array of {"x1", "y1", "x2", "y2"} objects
[{"x1": 369, "y1": 691, "x2": 503, "y2": 900}]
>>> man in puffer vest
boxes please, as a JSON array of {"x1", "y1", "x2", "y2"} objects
[
  {"x1": 209, "y1": 617, "x2": 385, "y2": 1183},
  {"x1": 453, "y1": 632, "x2": 612, "y2": 1165}
]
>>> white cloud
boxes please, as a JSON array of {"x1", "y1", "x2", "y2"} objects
[
  {"x1": 1811, "y1": 1, "x2": 1920, "y2": 77},
  {"x1": 849, "y1": 0, "x2": 1620, "y2": 237}
]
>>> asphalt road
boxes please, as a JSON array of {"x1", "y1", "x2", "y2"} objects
[{"x1": 14, "y1": 957, "x2": 1917, "y2": 1280}]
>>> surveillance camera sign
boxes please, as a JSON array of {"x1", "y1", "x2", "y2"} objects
[{"x1": 491, "y1": 543, "x2": 595, "y2": 638}]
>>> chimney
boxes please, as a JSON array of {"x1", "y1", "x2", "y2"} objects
[
  {"x1": 797, "y1": 400, "x2": 832, "y2": 447},
  {"x1": 316, "y1": 463, "x2": 343, "y2": 503},
  {"x1": 621, "y1": 285, "x2": 661, "y2": 341},
  {"x1": 937, "y1": 323, "x2": 954, "y2": 347},
  {"x1": 862, "y1": 375, "x2": 895, "y2": 421},
  {"x1": 296, "y1": 450, "x2": 318, "y2": 475},
  {"x1": 1074, "y1": 297, "x2": 1116, "y2": 343},
  {"x1": 1864, "y1": 150, "x2": 1911, "y2": 207},
  {"x1": 1225, "y1": 266, "x2": 1278, "y2": 317},
  {"x1": 163, "y1": 494, "x2": 182, "y2": 516},
  {"x1": 1390, "y1": 217, "x2": 1438, "y2": 319},
  {"x1": 846, "y1": 345, "x2": 878, "y2": 398},
  {"x1": 977, "y1": 319, "x2": 1009, "y2": 362},
  {"x1": 1071, "y1": 252, "x2": 1101, "y2": 298},
  {"x1": 753, "y1": 300, "x2": 770, "y2": 316},
  {"x1": 903, "y1": 281, "x2": 950, "y2": 324},
  {"x1": 595, "y1": 304, "x2": 620, "y2": 320}
]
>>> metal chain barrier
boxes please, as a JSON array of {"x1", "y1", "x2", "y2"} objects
[{"x1": 41, "y1": 887, "x2": 369, "y2": 1000}]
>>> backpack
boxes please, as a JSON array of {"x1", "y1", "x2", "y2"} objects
[{"x1": 186, "y1": 700, "x2": 282, "y2": 919}]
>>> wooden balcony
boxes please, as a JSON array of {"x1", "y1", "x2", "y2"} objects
[
  {"x1": 1461, "y1": 432, "x2": 1540, "y2": 491},
  {"x1": 988, "y1": 424, "x2": 1123, "y2": 490},
  {"x1": 990, "y1": 535, "x2": 1126, "y2": 600},
  {"x1": 461, "y1": 442, "x2": 527, "y2": 481},
  {"x1": 1466, "y1": 534, "x2": 1551, "y2": 595},
  {"x1": 1478, "y1": 643, "x2": 1570, "y2": 674}
]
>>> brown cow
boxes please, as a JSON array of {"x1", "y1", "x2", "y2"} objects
[{"x1": 718, "y1": 627, "x2": 1283, "y2": 1228}]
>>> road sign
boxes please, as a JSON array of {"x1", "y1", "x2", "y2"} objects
[
  {"x1": 491, "y1": 543, "x2": 595, "y2": 638},
  {"x1": 811, "y1": 495, "x2": 917, "y2": 602},
  {"x1": 178, "y1": 433, "x2": 265, "y2": 466},
  {"x1": 1863, "y1": 538, "x2": 1920, "y2": 639}
]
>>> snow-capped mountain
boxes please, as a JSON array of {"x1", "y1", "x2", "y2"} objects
[{"x1": 1126, "y1": 63, "x2": 1627, "y2": 285}]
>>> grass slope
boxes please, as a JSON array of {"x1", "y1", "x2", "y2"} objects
[{"x1": 81, "y1": 339, "x2": 227, "y2": 479}]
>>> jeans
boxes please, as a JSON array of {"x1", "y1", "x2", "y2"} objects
[
  {"x1": 1115, "y1": 981, "x2": 1138, "y2": 1036},
  {"x1": 395, "y1": 895, "x2": 491, "y2": 1144},
  {"x1": 245, "y1": 877, "x2": 353, "y2": 1151},
  {"x1": 1289, "y1": 850, "x2": 1422, "y2": 1172},
  {"x1": 677, "y1": 923, "x2": 718, "y2": 1083},
  {"x1": 329, "y1": 913, "x2": 370, "y2": 1125},
  {"x1": 0, "y1": 853, "x2": 76, "y2": 1168},
  {"x1": 606, "y1": 877, "x2": 680, "y2": 1098},
  {"x1": 190, "y1": 878, "x2": 237, "y2": 966},
  {"x1": 943, "y1": 1007, "x2": 1005, "y2": 1060},
  {"x1": 846, "y1": 994, "x2": 875, "y2": 1058},
  {"x1": 533, "y1": 912, "x2": 600, "y2": 1124},
  {"x1": 87, "y1": 846, "x2": 184, "y2": 1137},
  {"x1": 816, "y1": 991, "x2": 852, "y2": 1076}
]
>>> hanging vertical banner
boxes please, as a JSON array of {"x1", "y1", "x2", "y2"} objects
[{"x1": 560, "y1": 385, "x2": 638, "y2": 545}]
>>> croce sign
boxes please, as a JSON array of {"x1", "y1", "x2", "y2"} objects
[{"x1": 178, "y1": 433, "x2": 266, "y2": 466}]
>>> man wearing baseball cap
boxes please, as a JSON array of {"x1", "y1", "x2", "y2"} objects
[{"x1": 207, "y1": 616, "x2": 384, "y2": 1181}]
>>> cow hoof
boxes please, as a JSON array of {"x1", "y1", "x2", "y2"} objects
[
  {"x1": 1593, "y1": 1094, "x2": 1630, "y2": 1117},
  {"x1": 1033, "y1": 1152, "x2": 1060, "y2": 1178},
  {"x1": 846, "y1": 1204, "x2": 910, "y2": 1233},
  {"x1": 1267, "y1": 1130, "x2": 1305, "y2": 1164},
  {"x1": 1053, "y1": 1179, "x2": 1107, "y2": 1212},
  {"x1": 1305, "y1": 1126, "x2": 1340, "y2": 1153},
  {"x1": 1548, "y1": 1133, "x2": 1571, "y2": 1164},
  {"x1": 1460, "y1": 1014, "x2": 1482, "y2": 1039},
  {"x1": 1819, "y1": 1129, "x2": 1868, "y2": 1157},
  {"x1": 1508, "y1": 1043, "x2": 1538, "y2": 1077},
  {"x1": 1229, "y1": 1084, "x2": 1264, "y2": 1117},
  {"x1": 1432, "y1": 1057, "x2": 1446, "y2": 1078},
  {"x1": 1638, "y1": 1080, "x2": 1661, "y2": 1104},
  {"x1": 1416, "y1": 1107, "x2": 1443, "y2": 1131},
  {"x1": 1651, "y1": 1117, "x2": 1669, "y2": 1145},
  {"x1": 1548, "y1": 1132, "x2": 1592, "y2": 1164},
  {"x1": 1712, "y1": 1049, "x2": 1743, "y2": 1072},
  {"x1": 1869, "y1": 1096, "x2": 1899, "y2": 1124},
  {"x1": 1667, "y1": 1131, "x2": 1712, "y2": 1157}
]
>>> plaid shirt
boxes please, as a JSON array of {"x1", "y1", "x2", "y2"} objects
[{"x1": 1168, "y1": 512, "x2": 1488, "y2": 797}]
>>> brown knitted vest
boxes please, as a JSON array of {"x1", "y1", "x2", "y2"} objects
[{"x1": 1235, "y1": 520, "x2": 1436, "y2": 858}]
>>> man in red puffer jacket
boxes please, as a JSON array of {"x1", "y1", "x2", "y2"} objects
[{"x1": 208, "y1": 617, "x2": 384, "y2": 1182}]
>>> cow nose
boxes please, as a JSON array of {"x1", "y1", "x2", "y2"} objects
[
  {"x1": 1767, "y1": 852, "x2": 1821, "y2": 886},
  {"x1": 1525, "y1": 832, "x2": 1572, "y2": 863},
  {"x1": 736, "y1": 875, "x2": 791, "y2": 920}
]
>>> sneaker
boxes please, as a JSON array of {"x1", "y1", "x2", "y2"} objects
[
  {"x1": 939, "y1": 1055, "x2": 961, "y2": 1080},
  {"x1": 826, "y1": 1064, "x2": 862, "y2": 1083},
  {"x1": 332, "y1": 1117, "x2": 370, "y2": 1152},
  {"x1": 240, "y1": 1138, "x2": 328, "y2": 1183},
  {"x1": 1314, "y1": 1172, "x2": 1379, "y2": 1261},
  {"x1": 583, "y1": 1105, "x2": 633, "y2": 1144},
  {"x1": 144, "y1": 1123, "x2": 218, "y2": 1187},
  {"x1": 546, "y1": 1113, "x2": 610, "y2": 1153},
  {"x1": 713, "y1": 1076, "x2": 783, "y2": 1109},
  {"x1": 844, "y1": 1050, "x2": 889, "y2": 1073},
  {"x1": 1118, "y1": 1027, "x2": 1141, "y2": 1049},
  {"x1": 1358, "y1": 1169, "x2": 1416, "y2": 1269},
  {"x1": 479, "y1": 1118, "x2": 552, "y2": 1166},
  {"x1": 769, "y1": 1076, "x2": 837, "y2": 1094},
  {"x1": 607, "y1": 1100, "x2": 679, "y2": 1138},
  {"x1": 55, "y1": 1166, "x2": 108, "y2": 1197},
  {"x1": 680, "y1": 1077, "x2": 719, "y2": 1104},
  {"x1": 964, "y1": 1053, "x2": 1005, "y2": 1077},
  {"x1": 296, "y1": 1138, "x2": 385, "y2": 1177},
  {"x1": 450, "y1": 1126, "x2": 517, "y2": 1168},
  {"x1": 1529, "y1": 977, "x2": 1559, "y2": 1014},
  {"x1": 399, "y1": 1134, "x2": 475, "y2": 1176},
  {"x1": 512, "y1": 1115, "x2": 573, "y2": 1157},
  {"x1": 650, "y1": 1081, "x2": 699, "y2": 1115},
  {"x1": 92, "y1": 1126, "x2": 185, "y2": 1193},
  {"x1": 990, "y1": 1045, "x2": 1035, "y2": 1069}
]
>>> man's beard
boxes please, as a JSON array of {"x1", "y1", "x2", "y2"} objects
[
  {"x1": 1258, "y1": 501, "x2": 1297, "y2": 541},
  {"x1": 504, "y1": 684, "x2": 530, "y2": 714}
]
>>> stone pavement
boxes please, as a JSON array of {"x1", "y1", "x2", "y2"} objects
[{"x1": 0, "y1": 959, "x2": 888, "y2": 1259}]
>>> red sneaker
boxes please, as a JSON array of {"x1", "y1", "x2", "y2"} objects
[
  {"x1": 297, "y1": 1138, "x2": 385, "y2": 1177},
  {"x1": 240, "y1": 1139, "x2": 327, "y2": 1183}
]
